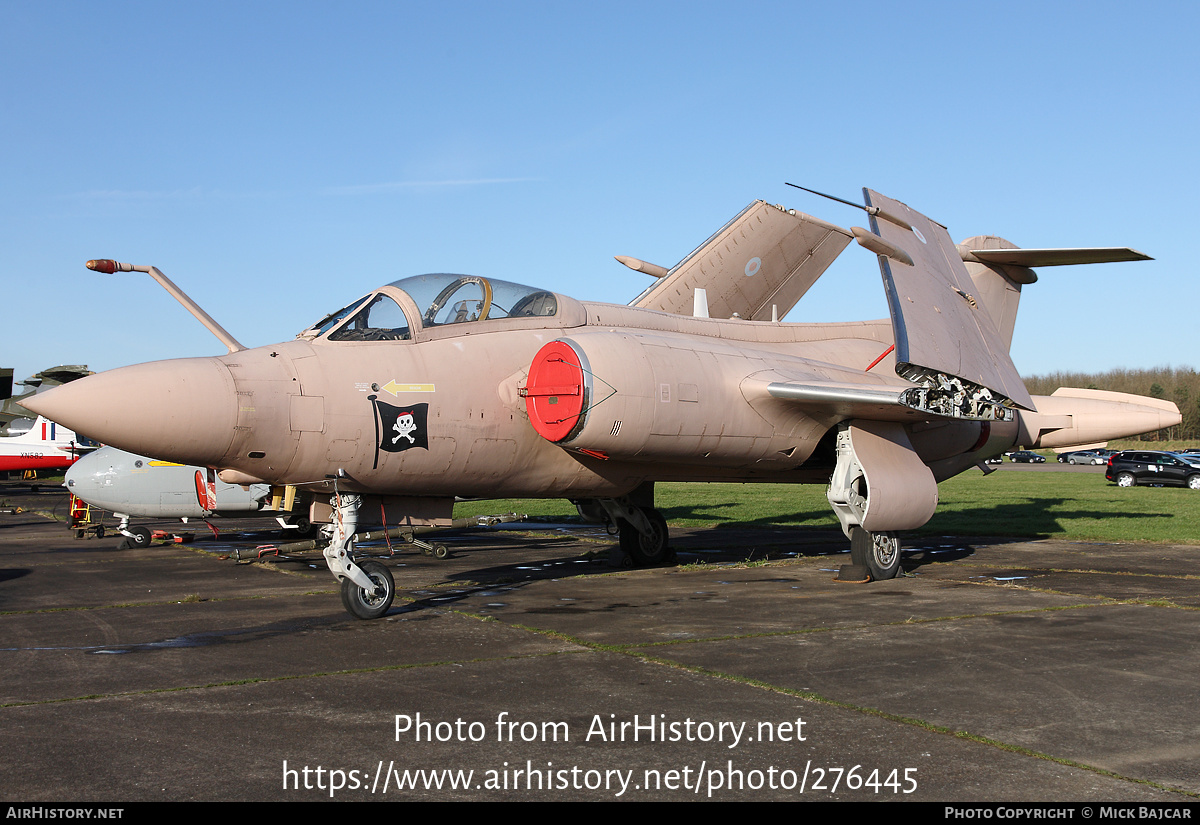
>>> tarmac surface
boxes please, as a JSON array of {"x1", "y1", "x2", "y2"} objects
[{"x1": 1, "y1": 480, "x2": 1198, "y2": 802}]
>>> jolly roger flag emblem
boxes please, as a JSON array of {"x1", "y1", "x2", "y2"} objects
[{"x1": 369, "y1": 396, "x2": 429, "y2": 468}]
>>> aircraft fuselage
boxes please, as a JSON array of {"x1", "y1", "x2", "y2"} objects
[{"x1": 25, "y1": 291, "x2": 1017, "y2": 501}]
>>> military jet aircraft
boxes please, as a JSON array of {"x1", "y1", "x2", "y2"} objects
[
  {"x1": 0, "y1": 414, "x2": 95, "y2": 476},
  {"x1": 65, "y1": 446, "x2": 314, "y2": 547},
  {"x1": 24, "y1": 188, "x2": 1179, "y2": 620},
  {"x1": 1, "y1": 365, "x2": 93, "y2": 433}
]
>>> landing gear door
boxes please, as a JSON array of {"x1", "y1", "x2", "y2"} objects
[{"x1": 827, "y1": 420, "x2": 939, "y2": 537}]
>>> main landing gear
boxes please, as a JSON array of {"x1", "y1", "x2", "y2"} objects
[
  {"x1": 826, "y1": 422, "x2": 923, "y2": 582},
  {"x1": 596, "y1": 497, "x2": 672, "y2": 566},
  {"x1": 849, "y1": 527, "x2": 902, "y2": 581}
]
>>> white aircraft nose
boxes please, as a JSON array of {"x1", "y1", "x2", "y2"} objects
[
  {"x1": 21, "y1": 358, "x2": 239, "y2": 468},
  {"x1": 63, "y1": 450, "x2": 111, "y2": 504}
]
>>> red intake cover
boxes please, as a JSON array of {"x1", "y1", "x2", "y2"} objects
[
  {"x1": 525, "y1": 341, "x2": 585, "y2": 442},
  {"x1": 194, "y1": 469, "x2": 216, "y2": 511}
]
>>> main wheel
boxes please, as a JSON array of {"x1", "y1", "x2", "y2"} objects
[
  {"x1": 850, "y1": 527, "x2": 902, "y2": 581},
  {"x1": 127, "y1": 526, "x2": 153, "y2": 548},
  {"x1": 619, "y1": 509, "x2": 670, "y2": 566},
  {"x1": 1116, "y1": 472, "x2": 1136, "y2": 488},
  {"x1": 340, "y1": 560, "x2": 395, "y2": 620}
]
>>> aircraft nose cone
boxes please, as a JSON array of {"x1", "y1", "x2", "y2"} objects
[
  {"x1": 64, "y1": 448, "x2": 109, "y2": 502},
  {"x1": 63, "y1": 459, "x2": 89, "y2": 492},
  {"x1": 21, "y1": 358, "x2": 238, "y2": 467}
]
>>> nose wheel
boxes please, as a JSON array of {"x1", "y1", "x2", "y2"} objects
[
  {"x1": 125, "y1": 526, "x2": 153, "y2": 548},
  {"x1": 340, "y1": 559, "x2": 395, "y2": 620}
]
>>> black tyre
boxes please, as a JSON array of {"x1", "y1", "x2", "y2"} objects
[
  {"x1": 127, "y1": 526, "x2": 152, "y2": 548},
  {"x1": 1116, "y1": 472, "x2": 1136, "y2": 488},
  {"x1": 849, "y1": 527, "x2": 902, "y2": 581},
  {"x1": 340, "y1": 560, "x2": 395, "y2": 620},
  {"x1": 619, "y1": 508, "x2": 670, "y2": 566},
  {"x1": 1188, "y1": 475, "x2": 1200, "y2": 491},
  {"x1": 288, "y1": 515, "x2": 316, "y2": 539}
]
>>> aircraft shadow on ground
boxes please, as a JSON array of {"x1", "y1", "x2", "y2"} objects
[
  {"x1": 238, "y1": 488, "x2": 1181, "y2": 619},
  {"x1": 917, "y1": 497, "x2": 1174, "y2": 540},
  {"x1": 658, "y1": 503, "x2": 836, "y2": 530}
]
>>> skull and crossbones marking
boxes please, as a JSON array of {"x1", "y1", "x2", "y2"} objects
[{"x1": 392, "y1": 413, "x2": 417, "y2": 445}]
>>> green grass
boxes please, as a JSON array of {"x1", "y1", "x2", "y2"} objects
[{"x1": 455, "y1": 470, "x2": 1200, "y2": 545}]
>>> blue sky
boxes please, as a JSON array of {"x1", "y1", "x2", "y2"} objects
[{"x1": 3, "y1": 1, "x2": 1196, "y2": 388}]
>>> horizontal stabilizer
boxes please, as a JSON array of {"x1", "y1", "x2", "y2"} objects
[
  {"x1": 964, "y1": 247, "x2": 1152, "y2": 267},
  {"x1": 630, "y1": 200, "x2": 851, "y2": 320}
]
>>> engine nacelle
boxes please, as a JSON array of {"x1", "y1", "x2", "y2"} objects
[{"x1": 522, "y1": 333, "x2": 810, "y2": 467}]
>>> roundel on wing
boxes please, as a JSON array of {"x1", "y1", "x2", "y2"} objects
[{"x1": 524, "y1": 341, "x2": 586, "y2": 443}]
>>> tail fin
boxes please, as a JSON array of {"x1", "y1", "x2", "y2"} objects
[{"x1": 956, "y1": 236, "x2": 1036, "y2": 351}]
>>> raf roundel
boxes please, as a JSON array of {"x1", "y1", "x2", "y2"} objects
[
  {"x1": 524, "y1": 341, "x2": 587, "y2": 443},
  {"x1": 744, "y1": 256, "x2": 762, "y2": 277}
]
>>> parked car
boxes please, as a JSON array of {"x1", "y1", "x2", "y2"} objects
[
  {"x1": 1063, "y1": 450, "x2": 1107, "y2": 465},
  {"x1": 1105, "y1": 450, "x2": 1200, "y2": 489},
  {"x1": 1008, "y1": 451, "x2": 1046, "y2": 463}
]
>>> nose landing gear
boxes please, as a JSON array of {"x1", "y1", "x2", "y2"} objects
[{"x1": 323, "y1": 492, "x2": 397, "y2": 620}]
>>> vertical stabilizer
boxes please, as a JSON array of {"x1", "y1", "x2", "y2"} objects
[{"x1": 956, "y1": 236, "x2": 1036, "y2": 352}]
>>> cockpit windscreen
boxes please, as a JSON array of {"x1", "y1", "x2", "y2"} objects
[{"x1": 304, "y1": 274, "x2": 558, "y2": 340}]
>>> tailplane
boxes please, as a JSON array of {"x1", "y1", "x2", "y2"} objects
[{"x1": 958, "y1": 238, "x2": 1152, "y2": 350}]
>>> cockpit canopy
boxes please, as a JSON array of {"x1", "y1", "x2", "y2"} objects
[{"x1": 300, "y1": 274, "x2": 560, "y2": 341}]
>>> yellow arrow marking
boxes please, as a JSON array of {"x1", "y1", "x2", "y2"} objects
[{"x1": 383, "y1": 381, "x2": 436, "y2": 396}]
